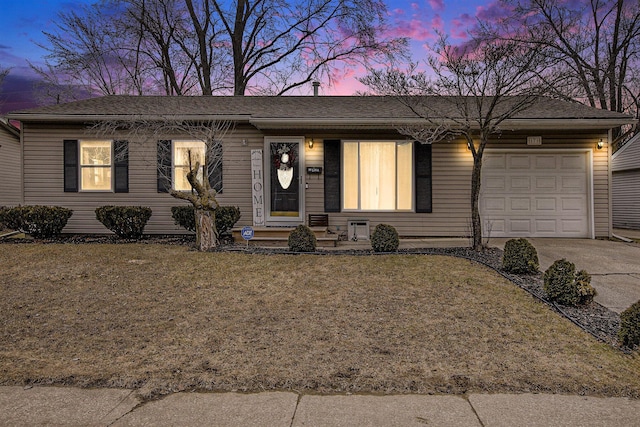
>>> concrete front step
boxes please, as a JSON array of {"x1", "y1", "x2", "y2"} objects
[{"x1": 231, "y1": 226, "x2": 338, "y2": 247}]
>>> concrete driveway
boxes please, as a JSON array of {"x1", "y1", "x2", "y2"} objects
[{"x1": 491, "y1": 237, "x2": 640, "y2": 313}]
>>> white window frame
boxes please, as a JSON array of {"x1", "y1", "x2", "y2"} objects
[
  {"x1": 79, "y1": 139, "x2": 113, "y2": 192},
  {"x1": 172, "y1": 140, "x2": 206, "y2": 191},
  {"x1": 342, "y1": 140, "x2": 414, "y2": 212}
]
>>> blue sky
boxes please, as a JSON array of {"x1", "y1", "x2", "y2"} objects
[{"x1": 0, "y1": 0, "x2": 495, "y2": 112}]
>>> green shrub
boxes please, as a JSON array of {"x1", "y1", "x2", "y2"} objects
[
  {"x1": 619, "y1": 300, "x2": 640, "y2": 348},
  {"x1": 502, "y1": 238, "x2": 539, "y2": 274},
  {"x1": 0, "y1": 206, "x2": 8, "y2": 229},
  {"x1": 95, "y1": 206, "x2": 152, "y2": 239},
  {"x1": 575, "y1": 269, "x2": 597, "y2": 305},
  {"x1": 215, "y1": 206, "x2": 241, "y2": 236},
  {"x1": 171, "y1": 205, "x2": 241, "y2": 236},
  {"x1": 288, "y1": 224, "x2": 317, "y2": 252},
  {"x1": 371, "y1": 223, "x2": 399, "y2": 252},
  {"x1": 543, "y1": 259, "x2": 597, "y2": 306},
  {"x1": 0, "y1": 205, "x2": 73, "y2": 238},
  {"x1": 171, "y1": 206, "x2": 197, "y2": 232}
]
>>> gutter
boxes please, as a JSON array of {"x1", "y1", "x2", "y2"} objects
[{"x1": 6, "y1": 113, "x2": 253, "y2": 123}]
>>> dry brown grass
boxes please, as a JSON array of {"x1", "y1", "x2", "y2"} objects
[{"x1": 1, "y1": 243, "x2": 639, "y2": 399}]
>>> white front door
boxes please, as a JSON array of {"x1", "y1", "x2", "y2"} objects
[{"x1": 481, "y1": 150, "x2": 592, "y2": 238}]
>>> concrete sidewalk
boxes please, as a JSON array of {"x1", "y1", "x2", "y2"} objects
[{"x1": 1, "y1": 387, "x2": 640, "y2": 426}]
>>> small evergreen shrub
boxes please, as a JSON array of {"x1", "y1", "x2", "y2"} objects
[
  {"x1": 288, "y1": 224, "x2": 317, "y2": 252},
  {"x1": 619, "y1": 300, "x2": 640, "y2": 348},
  {"x1": 215, "y1": 206, "x2": 241, "y2": 236},
  {"x1": 371, "y1": 223, "x2": 399, "y2": 252},
  {"x1": 171, "y1": 205, "x2": 241, "y2": 236},
  {"x1": 0, "y1": 205, "x2": 73, "y2": 238},
  {"x1": 502, "y1": 238, "x2": 539, "y2": 274},
  {"x1": 171, "y1": 206, "x2": 197, "y2": 232},
  {"x1": 575, "y1": 269, "x2": 597, "y2": 305},
  {"x1": 543, "y1": 259, "x2": 597, "y2": 306},
  {"x1": 95, "y1": 206, "x2": 152, "y2": 239},
  {"x1": 0, "y1": 206, "x2": 8, "y2": 229}
]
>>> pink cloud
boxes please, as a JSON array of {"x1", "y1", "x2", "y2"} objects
[
  {"x1": 410, "y1": 3, "x2": 420, "y2": 11},
  {"x1": 428, "y1": 0, "x2": 445, "y2": 12}
]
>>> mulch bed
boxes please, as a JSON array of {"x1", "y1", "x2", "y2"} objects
[{"x1": 1, "y1": 233, "x2": 623, "y2": 349}]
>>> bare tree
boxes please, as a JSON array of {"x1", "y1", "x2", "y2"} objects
[
  {"x1": 91, "y1": 117, "x2": 233, "y2": 251},
  {"x1": 361, "y1": 34, "x2": 551, "y2": 250},
  {"x1": 35, "y1": 0, "x2": 405, "y2": 98},
  {"x1": 499, "y1": 0, "x2": 640, "y2": 138},
  {"x1": 211, "y1": 0, "x2": 406, "y2": 95}
]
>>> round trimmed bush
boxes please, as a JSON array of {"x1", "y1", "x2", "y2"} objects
[
  {"x1": 0, "y1": 205, "x2": 73, "y2": 238},
  {"x1": 619, "y1": 300, "x2": 640, "y2": 348},
  {"x1": 502, "y1": 238, "x2": 539, "y2": 274},
  {"x1": 543, "y1": 259, "x2": 596, "y2": 306},
  {"x1": 288, "y1": 224, "x2": 317, "y2": 252},
  {"x1": 95, "y1": 206, "x2": 152, "y2": 239},
  {"x1": 371, "y1": 223, "x2": 399, "y2": 252}
]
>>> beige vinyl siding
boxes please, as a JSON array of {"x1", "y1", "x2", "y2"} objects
[
  {"x1": 301, "y1": 132, "x2": 609, "y2": 238},
  {"x1": 0, "y1": 124, "x2": 22, "y2": 206},
  {"x1": 20, "y1": 123, "x2": 612, "y2": 238},
  {"x1": 21, "y1": 122, "x2": 264, "y2": 234}
]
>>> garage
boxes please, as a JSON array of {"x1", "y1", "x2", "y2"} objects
[{"x1": 480, "y1": 150, "x2": 592, "y2": 238}]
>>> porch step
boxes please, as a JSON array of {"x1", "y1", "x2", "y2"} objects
[{"x1": 231, "y1": 226, "x2": 338, "y2": 247}]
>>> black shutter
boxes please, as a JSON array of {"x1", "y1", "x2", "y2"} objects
[
  {"x1": 415, "y1": 142, "x2": 432, "y2": 213},
  {"x1": 114, "y1": 140, "x2": 129, "y2": 193},
  {"x1": 157, "y1": 140, "x2": 172, "y2": 193},
  {"x1": 207, "y1": 142, "x2": 223, "y2": 193},
  {"x1": 324, "y1": 139, "x2": 341, "y2": 212},
  {"x1": 63, "y1": 139, "x2": 78, "y2": 192}
]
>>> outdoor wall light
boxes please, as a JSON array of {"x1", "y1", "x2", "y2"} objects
[
  {"x1": 308, "y1": 138, "x2": 314, "y2": 149},
  {"x1": 597, "y1": 138, "x2": 604, "y2": 150}
]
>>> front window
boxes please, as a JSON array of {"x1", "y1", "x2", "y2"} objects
[
  {"x1": 173, "y1": 140, "x2": 206, "y2": 191},
  {"x1": 80, "y1": 140, "x2": 112, "y2": 191},
  {"x1": 343, "y1": 141, "x2": 413, "y2": 211}
]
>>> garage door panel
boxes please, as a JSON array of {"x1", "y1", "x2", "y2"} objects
[
  {"x1": 510, "y1": 198, "x2": 531, "y2": 212},
  {"x1": 484, "y1": 197, "x2": 506, "y2": 212},
  {"x1": 485, "y1": 176, "x2": 505, "y2": 190},
  {"x1": 561, "y1": 175, "x2": 585, "y2": 191},
  {"x1": 535, "y1": 176, "x2": 557, "y2": 190},
  {"x1": 561, "y1": 154, "x2": 586, "y2": 170},
  {"x1": 509, "y1": 155, "x2": 532, "y2": 169},
  {"x1": 561, "y1": 219, "x2": 586, "y2": 233},
  {"x1": 509, "y1": 219, "x2": 533, "y2": 233},
  {"x1": 561, "y1": 197, "x2": 586, "y2": 212},
  {"x1": 481, "y1": 151, "x2": 590, "y2": 238},
  {"x1": 485, "y1": 154, "x2": 506, "y2": 169},
  {"x1": 535, "y1": 219, "x2": 557, "y2": 233},
  {"x1": 535, "y1": 155, "x2": 557, "y2": 169},
  {"x1": 535, "y1": 198, "x2": 557, "y2": 211}
]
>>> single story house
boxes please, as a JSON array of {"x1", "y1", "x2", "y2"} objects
[
  {"x1": 4, "y1": 95, "x2": 634, "y2": 239},
  {"x1": 0, "y1": 119, "x2": 21, "y2": 207},
  {"x1": 612, "y1": 133, "x2": 640, "y2": 230}
]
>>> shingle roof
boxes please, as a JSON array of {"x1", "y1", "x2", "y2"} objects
[{"x1": 7, "y1": 95, "x2": 634, "y2": 130}]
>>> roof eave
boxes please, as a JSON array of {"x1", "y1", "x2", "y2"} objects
[{"x1": 5, "y1": 113, "x2": 253, "y2": 122}]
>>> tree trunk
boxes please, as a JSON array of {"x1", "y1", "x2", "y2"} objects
[
  {"x1": 194, "y1": 208, "x2": 217, "y2": 251},
  {"x1": 469, "y1": 139, "x2": 485, "y2": 251}
]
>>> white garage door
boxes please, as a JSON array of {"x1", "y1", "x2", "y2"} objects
[{"x1": 481, "y1": 151, "x2": 591, "y2": 238}]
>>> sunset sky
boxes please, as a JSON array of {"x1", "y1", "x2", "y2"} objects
[{"x1": 0, "y1": 0, "x2": 501, "y2": 112}]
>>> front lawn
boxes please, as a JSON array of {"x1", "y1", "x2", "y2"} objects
[{"x1": 1, "y1": 243, "x2": 639, "y2": 399}]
